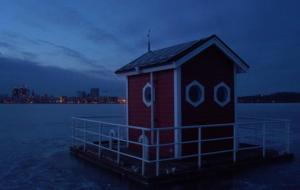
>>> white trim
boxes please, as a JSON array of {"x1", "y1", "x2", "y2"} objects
[
  {"x1": 185, "y1": 80, "x2": 205, "y2": 107},
  {"x1": 150, "y1": 72, "x2": 155, "y2": 144},
  {"x1": 234, "y1": 66, "x2": 237, "y2": 123},
  {"x1": 233, "y1": 66, "x2": 237, "y2": 159},
  {"x1": 175, "y1": 37, "x2": 248, "y2": 72},
  {"x1": 117, "y1": 64, "x2": 175, "y2": 76},
  {"x1": 174, "y1": 67, "x2": 182, "y2": 158},
  {"x1": 175, "y1": 40, "x2": 214, "y2": 67},
  {"x1": 214, "y1": 82, "x2": 231, "y2": 107},
  {"x1": 125, "y1": 77, "x2": 128, "y2": 125},
  {"x1": 125, "y1": 76, "x2": 129, "y2": 146},
  {"x1": 142, "y1": 82, "x2": 152, "y2": 107},
  {"x1": 116, "y1": 36, "x2": 248, "y2": 76}
]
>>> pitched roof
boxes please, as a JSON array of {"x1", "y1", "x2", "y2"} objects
[{"x1": 115, "y1": 35, "x2": 249, "y2": 74}]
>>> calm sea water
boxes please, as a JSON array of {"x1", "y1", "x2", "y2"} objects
[{"x1": 0, "y1": 104, "x2": 299, "y2": 189}]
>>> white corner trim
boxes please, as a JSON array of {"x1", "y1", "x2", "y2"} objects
[
  {"x1": 234, "y1": 66, "x2": 237, "y2": 125},
  {"x1": 150, "y1": 72, "x2": 155, "y2": 144},
  {"x1": 174, "y1": 37, "x2": 248, "y2": 72},
  {"x1": 174, "y1": 67, "x2": 182, "y2": 158},
  {"x1": 185, "y1": 80, "x2": 205, "y2": 107},
  {"x1": 214, "y1": 82, "x2": 231, "y2": 107},
  {"x1": 125, "y1": 77, "x2": 129, "y2": 146},
  {"x1": 117, "y1": 64, "x2": 175, "y2": 76},
  {"x1": 125, "y1": 77, "x2": 128, "y2": 125},
  {"x1": 142, "y1": 82, "x2": 152, "y2": 107}
]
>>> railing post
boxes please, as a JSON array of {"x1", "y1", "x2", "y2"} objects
[
  {"x1": 262, "y1": 123, "x2": 266, "y2": 158},
  {"x1": 109, "y1": 129, "x2": 114, "y2": 149},
  {"x1": 84, "y1": 120, "x2": 86, "y2": 152},
  {"x1": 72, "y1": 118, "x2": 74, "y2": 147},
  {"x1": 141, "y1": 129, "x2": 145, "y2": 176},
  {"x1": 98, "y1": 123, "x2": 101, "y2": 158},
  {"x1": 233, "y1": 124, "x2": 237, "y2": 162},
  {"x1": 117, "y1": 126, "x2": 120, "y2": 164},
  {"x1": 286, "y1": 122, "x2": 290, "y2": 154},
  {"x1": 156, "y1": 130, "x2": 160, "y2": 176},
  {"x1": 198, "y1": 127, "x2": 202, "y2": 168}
]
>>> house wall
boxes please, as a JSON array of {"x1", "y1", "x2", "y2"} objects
[
  {"x1": 128, "y1": 73, "x2": 151, "y2": 153},
  {"x1": 181, "y1": 45, "x2": 235, "y2": 155},
  {"x1": 127, "y1": 70, "x2": 174, "y2": 157},
  {"x1": 128, "y1": 73, "x2": 151, "y2": 128},
  {"x1": 154, "y1": 70, "x2": 174, "y2": 157}
]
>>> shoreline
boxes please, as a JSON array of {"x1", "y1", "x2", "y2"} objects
[{"x1": 0, "y1": 103, "x2": 125, "y2": 105}]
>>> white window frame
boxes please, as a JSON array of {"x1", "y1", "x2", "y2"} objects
[
  {"x1": 214, "y1": 82, "x2": 231, "y2": 107},
  {"x1": 185, "y1": 80, "x2": 205, "y2": 107},
  {"x1": 142, "y1": 83, "x2": 152, "y2": 107}
]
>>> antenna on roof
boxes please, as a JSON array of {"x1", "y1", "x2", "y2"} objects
[{"x1": 147, "y1": 29, "x2": 151, "y2": 52}]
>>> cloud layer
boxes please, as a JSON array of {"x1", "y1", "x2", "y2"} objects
[
  {"x1": 0, "y1": 56, "x2": 124, "y2": 96},
  {"x1": 0, "y1": 0, "x2": 299, "y2": 95}
]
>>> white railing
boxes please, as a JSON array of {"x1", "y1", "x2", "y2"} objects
[{"x1": 71, "y1": 116, "x2": 291, "y2": 177}]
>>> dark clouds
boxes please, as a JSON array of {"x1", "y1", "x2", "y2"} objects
[
  {"x1": 0, "y1": 41, "x2": 15, "y2": 50},
  {"x1": 0, "y1": 56, "x2": 124, "y2": 96},
  {"x1": 0, "y1": 0, "x2": 299, "y2": 96},
  {"x1": 37, "y1": 40, "x2": 99, "y2": 68},
  {"x1": 21, "y1": 52, "x2": 37, "y2": 60},
  {"x1": 16, "y1": 1, "x2": 133, "y2": 52}
]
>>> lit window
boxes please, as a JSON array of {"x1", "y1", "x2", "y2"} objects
[
  {"x1": 214, "y1": 82, "x2": 231, "y2": 107},
  {"x1": 143, "y1": 83, "x2": 152, "y2": 107},
  {"x1": 185, "y1": 80, "x2": 205, "y2": 107}
]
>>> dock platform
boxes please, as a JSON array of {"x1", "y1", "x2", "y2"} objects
[{"x1": 70, "y1": 116, "x2": 293, "y2": 185}]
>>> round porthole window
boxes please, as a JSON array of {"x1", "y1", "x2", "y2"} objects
[
  {"x1": 143, "y1": 83, "x2": 152, "y2": 107},
  {"x1": 185, "y1": 80, "x2": 205, "y2": 107},
  {"x1": 214, "y1": 82, "x2": 231, "y2": 107}
]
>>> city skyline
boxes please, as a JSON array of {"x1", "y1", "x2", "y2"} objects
[
  {"x1": 0, "y1": 86, "x2": 124, "y2": 104},
  {"x1": 0, "y1": 86, "x2": 120, "y2": 97}
]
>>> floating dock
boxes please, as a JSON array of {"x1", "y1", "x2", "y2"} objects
[{"x1": 70, "y1": 117, "x2": 293, "y2": 185}]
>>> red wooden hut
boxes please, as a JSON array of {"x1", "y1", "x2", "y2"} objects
[{"x1": 115, "y1": 34, "x2": 249, "y2": 158}]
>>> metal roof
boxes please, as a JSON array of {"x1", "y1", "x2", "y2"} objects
[{"x1": 115, "y1": 35, "x2": 249, "y2": 74}]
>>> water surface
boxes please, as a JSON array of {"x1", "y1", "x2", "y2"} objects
[{"x1": 0, "y1": 104, "x2": 299, "y2": 189}]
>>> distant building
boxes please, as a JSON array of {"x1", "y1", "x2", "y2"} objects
[
  {"x1": 90, "y1": 88, "x2": 99, "y2": 98},
  {"x1": 12, "y1": 87, "x2": 29, "y2": 98},
  {"x1": 77, "y1": 91, "x2": 86, "y2": 98},
  {"x1": 59, "y1": 96, "x2": 67, "y2": 104}
]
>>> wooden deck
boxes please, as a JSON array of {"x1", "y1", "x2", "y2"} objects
[{"x1": 70, "y1": 141, "x2": 294, "y2": 185}]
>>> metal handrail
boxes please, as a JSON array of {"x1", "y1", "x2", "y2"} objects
[
  {"x1": 72, "y1": 116, "x2": 149, "y2": 131},
  {"x1": 71, "y1": 116, "x2": 291, "y2": 177},
  {"x1": 238, "y1": 116, "x2": 290, "y2": 122}
]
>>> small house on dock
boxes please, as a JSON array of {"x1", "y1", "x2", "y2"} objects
[
  {"x1": 70, "y1": 35, "x2": 292, "y2": 185},
  {"x1": 115, "y1": 34, "x2": 249, "y2": 158}
]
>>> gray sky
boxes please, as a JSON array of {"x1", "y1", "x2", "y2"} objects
[{"x1": 0, "y1": 0, "x2": 299, "y2": 96}]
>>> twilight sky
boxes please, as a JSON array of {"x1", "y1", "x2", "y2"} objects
[{"x1": 0, "y1": 0, "x2": 299, "y2": 96}]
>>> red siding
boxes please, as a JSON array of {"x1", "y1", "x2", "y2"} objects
[
  {"x1": 128, "y1": 70, "x2": 174, "y2": 157},
  {"x1": 181, "y1": 45, "x2": 235, "y2": 155},
  {"x1": 154, "y1": 70, "x2": 174, "y2": 157},
  {"x1": 128, "y1": 73, "x2": 151, "y2": 128},
  {"x1": 128, "y1": 73, "x2": 151, "y2": 152},
  {"x1": 154, "y1": 70, "x2": 174, "y2": 129}
]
